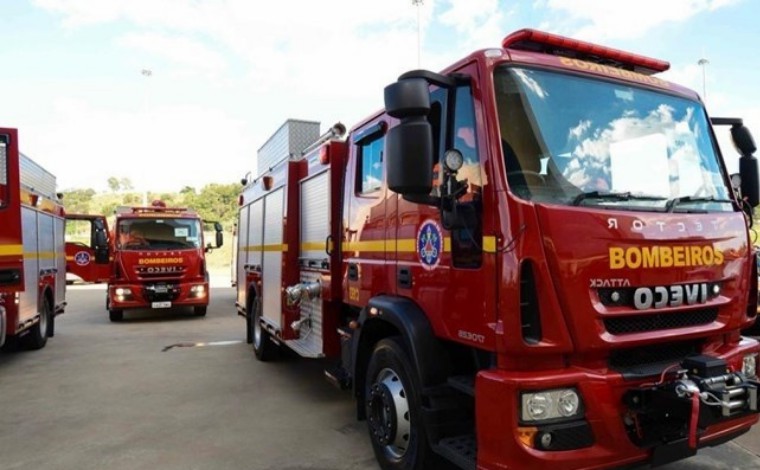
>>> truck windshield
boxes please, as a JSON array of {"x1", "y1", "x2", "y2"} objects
[
  {"x1": 494, "y1": 66, "x2": 732, "y2": 212},
  {"x1": 117, "y1": 218, "x2": 202, "y2": 250}
]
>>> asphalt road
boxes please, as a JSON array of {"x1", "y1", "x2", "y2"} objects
[{"x1": 0, "y1": 283, "x2": 759, "y2": 470}]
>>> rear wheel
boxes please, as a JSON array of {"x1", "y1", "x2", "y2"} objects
[
  {"x1": 365, "y1": 337, "x2": 434, "y2": 470},
  {"x1": 251, "y1": 295, "x2": 278, "y2": 361},
  {"x1": 22, "y1": 297, "x2": 51, "y2": 350},
  {"x1": 194, "y1": 306, "x2": 207, "y2": 316}
]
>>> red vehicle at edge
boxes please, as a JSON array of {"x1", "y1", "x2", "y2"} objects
[
  {"x1": 235, "y1": 30, "x2": 760, "y2": 469},
  {"x1": 1, "y1": 128, "x2": 66, "y2": 350}
]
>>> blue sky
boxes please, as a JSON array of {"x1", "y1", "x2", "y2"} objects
[{"x1": 1, "y1": 0, "x2": 758, "y2": 192}]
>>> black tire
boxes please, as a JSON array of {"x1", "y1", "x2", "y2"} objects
[
  {"x1": 365, "y1": 337, "x2": 434, "y2": 470},
  {"x1": 251, "y1": 295, "x2": 278, "y2": 361},
  {"x1": 22, "y1": 297, "x2": 51, "y2": 350},
  {"x1": 106, "y1": 296, "x2": 123, "y2": 322},
  {"x1": 194, "y1": 306, "x2": 207, "y2": 316}
]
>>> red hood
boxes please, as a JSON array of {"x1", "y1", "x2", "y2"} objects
[{"x1": 535, "y1": 204, "x2": 750, "y2": 354}]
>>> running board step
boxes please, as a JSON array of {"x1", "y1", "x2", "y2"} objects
[
  {"x1": 434, "y1": 434, "x2": 477, "y2": 470},
  {"x1": 324, "y1": 365, "x2": 352, "y2": 390}
]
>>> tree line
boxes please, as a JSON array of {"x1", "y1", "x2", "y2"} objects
[{"x1": 62, "y1": 177, "x2": 241, "y2": 230}]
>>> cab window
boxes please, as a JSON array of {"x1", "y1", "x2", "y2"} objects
[{"x1": 358, "y1": 136, "x2": 384, "y2": 194}]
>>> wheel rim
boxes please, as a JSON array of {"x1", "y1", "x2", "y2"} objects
[{"x1": 368, "y1": 367, "x2": 411, "y2": 459}]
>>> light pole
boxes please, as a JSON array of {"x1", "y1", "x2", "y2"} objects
[
  {"x1": 140, "y1": 68, "x2": 153, "y2": 206},
  {"x1": 412, "y1": 0, "x2": 423, "y2": 67},
  {"x1": 697, "y1": 58, "x2": 709, "y2": 99}
]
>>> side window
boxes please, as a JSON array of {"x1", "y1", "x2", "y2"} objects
[
  {"x1": 0, "y1": 141, "x2": 7, "y2": 208},
  {"x1": 358, "y1": 136, "x2": 384, "y2": 195},
  {"x1": 452, "y1": 85, "x2": 482, "y2": 192},
  {"x1": 450, "y1": 84, "x2": 483, "y2": 269},
  {"x1": 66, "y1": 220, "x2": 95, "y2": 247}
]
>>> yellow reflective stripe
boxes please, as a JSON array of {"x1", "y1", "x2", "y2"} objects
[
  {"x1": 343, "y1": 240, "x2": 386, "y2": 252},
  {"x1": 0, "y1": 244, "x2": 23, "y2": 256},
  {"x1": 21, "y1": 251, "x2": 60, "y2": 260},
  {"x1": 483, "y1": 236, "x2": 497, "y2": 254},
  {"x1": 65, "y1": 256, "x2": 74, "y2": 261},
  {"x1": 243, "y1": 244, "x2": 288, "y2": 252},
  {"x1": 262, "y1": 236, "x2": 497, "y2": 254},
  {"x1": 301, "y1": 242, "x2": 329, "y2": 252}
]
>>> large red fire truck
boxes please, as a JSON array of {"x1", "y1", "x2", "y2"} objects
[
  {"x1": 0, "y1": 128, "x2": 66, "y2": 350},
  {"x1": 72, "y1": 202, "x2": 223, "y2": 321},
  {"x1": 235, "y1": 30, "x2": 760, "y2": 469}
]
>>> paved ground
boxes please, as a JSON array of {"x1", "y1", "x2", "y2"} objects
[{"x1": 0, "y1": 280, "x2": 758, "y2": 470}]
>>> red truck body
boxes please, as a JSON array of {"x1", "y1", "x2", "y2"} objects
[
  {"x1": 0, "y1": 127, "x2": 66, "y2": 350},
  {"x1": 235, "y1": 30, "x2": 760, "y2": 469}
]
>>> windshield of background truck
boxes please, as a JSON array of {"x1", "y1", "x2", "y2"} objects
[
  {"x1": 494, "y1": 66, "x2": 732, "y2": 211},
  {"x1": 117, "y1": 218, "x2": 202, "y2": 250}
]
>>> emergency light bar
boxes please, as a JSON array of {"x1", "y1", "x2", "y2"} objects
[
  {"x1": 114, "y1": 205, "x2": 189, "y2": 215},
  {"x1": 502, "y1": 28, "x2": 670, "y2": 76}
]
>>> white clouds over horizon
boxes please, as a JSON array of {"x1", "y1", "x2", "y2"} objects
[{"x1": 10, "y1": 0, "x2": 759, "y2": 192}]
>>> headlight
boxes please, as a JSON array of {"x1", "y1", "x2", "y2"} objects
[
  {"x1": 521, "y1": 388, "x2": 583, "y2": 422},
  {"x1": 115, "y1": 287, "x2": 132, "y2": 296},
  {"x1": 190, "y1": 285, "x2": 206, "y2": 297},
  {"x1": 743, "y1": 354, "x2": 757, "y2": 378}
]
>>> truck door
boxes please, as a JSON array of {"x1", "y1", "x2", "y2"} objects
[
  {"x1": 394, "y1": 63, "x2": 497, "y2": 348},
  {"x1": 343, "y1": 120, "x2": 392, "y2": 306},
  {"x1": 64, "y1": 215, "x2": 111, "y2": 283}
]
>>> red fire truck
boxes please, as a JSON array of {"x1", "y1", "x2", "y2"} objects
[
  {"x1": 0, "y1": 128, "x2": 66, "y2": 350},
  {"x1": 235, "y1": 29, "x2": 760, "y2": 469},
  {"x1": 71, "y1": 202, "x2": 223, "y2": 322}
]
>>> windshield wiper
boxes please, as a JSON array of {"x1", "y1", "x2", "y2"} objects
[
  {"x1": 665, "y1": 195, "x2": 733, "y2": 212},
  {"x1": 572, "y1": 191, "x2": 667, "y2": 206}
]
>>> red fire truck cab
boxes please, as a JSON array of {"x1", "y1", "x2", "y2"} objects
[
  {"x1": 104, "y1": 202, "x2": 222, "y2": 321},
  {"x1": 236, "y1": 30, "x2": 760, "y2": 469}
]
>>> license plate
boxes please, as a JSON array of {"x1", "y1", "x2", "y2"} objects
[{"x1": 151, "y1": 301, "x2": 171, "y2": 309}]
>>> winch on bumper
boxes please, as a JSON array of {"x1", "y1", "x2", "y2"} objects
[{"x1": 623, "y1": 354, "x2": 759, "y2": 466}]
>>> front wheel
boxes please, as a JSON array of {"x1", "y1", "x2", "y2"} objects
[
  {"x1": 365, "y1": 337, "x2": 434, "y2": 470},
  {"x1": 194, "y1": 306, "x2": 207, "y2": 316},
  {"x1": 251, "y1": 295, "x2": 278, "y2": 361}
]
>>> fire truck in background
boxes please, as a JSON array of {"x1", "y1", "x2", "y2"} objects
[
  {"x1": 68, "y1": 202, "x2": 223, "y2": 321},
  {"x1": 0, "y1": 127, "x2": 66, "y2": 351},
  {"x1": 236, "y1": 30, "x2": 760, "y2": 469},
  {"x1": 106, "y1": 202, "x2": 223, "y2": 321}
]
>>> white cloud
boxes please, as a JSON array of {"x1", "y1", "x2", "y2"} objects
[
  {"x1": 118, "y1": 32, "x2": 227, "y2": 74},
  {"x1": 543, "y1": 0, "x2": 740, "y2": 40},
  {"x1": 27, "y1": 97, "x2": 253, "y2": 192}
]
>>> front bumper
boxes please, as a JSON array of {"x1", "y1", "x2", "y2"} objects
[
  {"x1": 475, "y1": 340, "x2": 760, "y2": 470},
  {"x1": 109, "y1": 281, "x2": 209, "y2": 310}
]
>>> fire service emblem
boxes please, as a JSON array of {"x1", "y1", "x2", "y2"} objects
[{"x1": 417, "y1": 220, "x2": 443, "y2": 271}]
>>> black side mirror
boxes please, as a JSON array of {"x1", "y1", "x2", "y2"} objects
[
  {"x1": 384, "y1": 78, "x2": 433, "y2": 196},
  {"x1": 734, "y1": 125, "x2": 760, "y2": 207},
  {"x1": 215, "y1": 231, "x2": 224, "y2": 248}
]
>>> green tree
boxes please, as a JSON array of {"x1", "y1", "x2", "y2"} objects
[
  {"x1": 119, "y1": 177, "x2": 134, "y2": 192},
  {"x1": 107, "y1": 177, "x2": 120, "y2": 193},
  {"x1": 61, "y1": 188, "x2": 96, "y2": 214}
]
